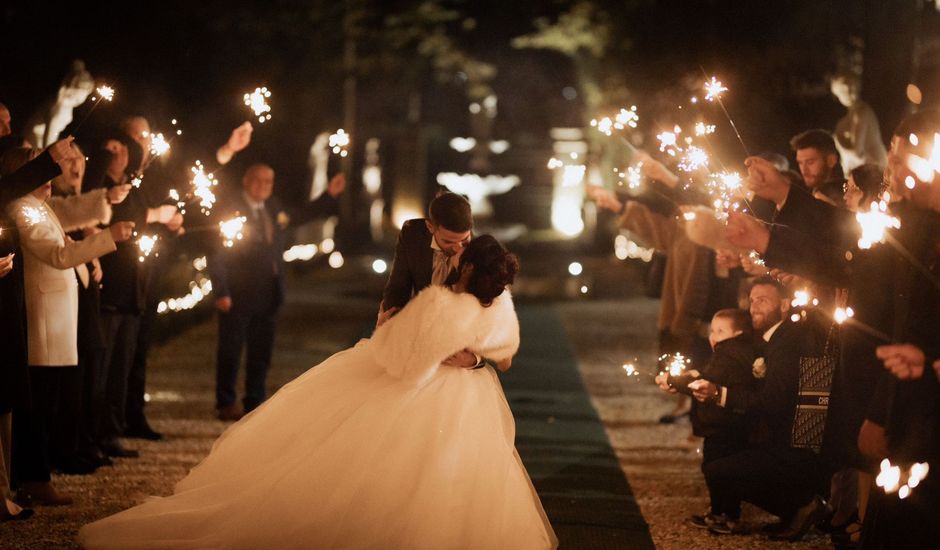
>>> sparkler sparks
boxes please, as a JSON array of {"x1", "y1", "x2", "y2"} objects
[
  {"x1": 834, "y1": 306, "x2": 855, "y2": 325},
  {"x1": 137, "y1": 234, "x2": 158, "y2": 262},
  {"x1": 95, "y1": 85, "x2": 115, "y2": 102},
  {"x1": 190, "y1": 161, "x2": 219, "y2": 213},
  {"x1": 694, "y1": 121, "x2": 716, "y2": 136},
  {"x1": 243, "y1": 87, "x2": 272, "y2": 123},
  {"x1": 657, "y1": 126, "x2": 682, "y2": 156},
  {"x1": 21, "y1": 206, "x2": 47, "y2": 226},
  {"x1": 659, "y1": 353, "x2": 691, "y2": 377},
  {"x1": 904, "y1": 132, "x2": 940, "y2": 186},
  {"x1": 678, "y1": 145, "x2": 710, "y2": 172},
  {"x1": 857, "y1": 196, "x2": 901, "y2": 249},
  {"x1": 876, "y1": 458, "x2": 930, "y2": 499},
  {"x1": 219, "y1": 216, "x2": 247, "y2": 248},
  {"x1": 622, "y1": 362, "x2": 640, "y2": 377},
  {"x1": 147, "y1": 132, "x2": 170, "y2": 157},
  {"x1": 703, "y1": 77, "x2": 728, "y2": 102},
  {"x1": 329, "y1": 129, "x2": 350, "y2": 157},
  {"x1": 590, "y1": 106, "x2": 639, "y2": 136}
]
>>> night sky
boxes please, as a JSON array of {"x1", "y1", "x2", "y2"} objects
[{"x1": 1, "y1": 1, "x2": 932, "y2": 210}]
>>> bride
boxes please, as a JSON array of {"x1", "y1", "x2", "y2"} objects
[{"x1": 79, "y1": 235, "x2": 557, "y2": 550}]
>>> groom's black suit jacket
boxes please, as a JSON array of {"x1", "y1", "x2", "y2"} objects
[{"x1": 382, "y1": 219, "x2": 435, "y2": 311}]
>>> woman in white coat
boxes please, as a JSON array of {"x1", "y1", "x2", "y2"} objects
[{"x1": 3, "y1": 145, "x2": 134, "y2": 506}]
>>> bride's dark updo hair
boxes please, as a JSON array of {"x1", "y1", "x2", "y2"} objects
[{"x1": 454, "y1": 235, "x2": 519, "y2": 306}]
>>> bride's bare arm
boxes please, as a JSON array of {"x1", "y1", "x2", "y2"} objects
[{"x1": 496, "y1": 358, "x2": 512, "y2": 372}]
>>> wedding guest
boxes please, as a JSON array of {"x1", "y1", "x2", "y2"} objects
[
  {"x1": 692, "y1": 277, "x2": 828, "y2": 540},
  {"x1": 122, "y1": 119, "x2": 254, "y2": 441},
  {"x1": 4, "y1": 146, "x2": 133, "y2": 506},
  {"x1": 87, "y1": 135, "x2": 180, "y2": 459},
  {"x1": 0, "y1": 138, "x2": 74, "y2": 519},
  {"x1": 843, "y1": 163, "x2": 886, "y2": 213},
  {"x1": 790, "y1": 129, "x2": 846, "y2": 206},
  {"x1": 655, "y1": 308, "x2": 758, "y2": 530},
  {"x1": 208, "y1": 164, "x2": 345, "y2": 421}
]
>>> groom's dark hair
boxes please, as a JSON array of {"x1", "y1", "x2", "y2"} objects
[{"x1": 428, "y1": 192, "x2": 472, "y2": 232}]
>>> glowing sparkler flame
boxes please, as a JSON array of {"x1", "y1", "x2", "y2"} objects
[
  {"x1": 659, "y1": 353, "x2": 690, "y2": 377},
  {"x1": 329, "y1": 129, "x2": 350, "y2": 157},
  {"x1": 137, "y1": 234, "x2": 158, "y2": 262},
  {"x1": 704, "y1": 77, "x2": 728, "y2": 102},
  {"x1": 190, "y1": 161, "x2": 219, "y2": 213},
  {"x1": 834, "y1": 306, "x2": 855, "y2": 324},
  {"x1": 243, "y1": 87, "x2": 272, "y2": 123},
  {"x1": 21, "y1": 206, "x2": 47, "y2": 226},
  {"x1": 856, "y1": 199, "x2": 900, "y2": 249},
  {"x1": 96, "y1": 86, "x2": 115, "y2": 102},
  {"x1": 219, "y1": 216, "x2": 247, "y2": 248},
  {"x1": 622, "y1": 363, "x2": 639, "y2": 377},
  {"x1": 590, "y1": 106, "x2": 639, "y2": 136},
  {"x1": 547, "y1": 157, "x2": 564, "y2": 169},
  {"x1": 694, "y1": 121, "x2": 716, "y2": 136},
  {"x1": 877, "y1": 459, "x2": 929, "y2": 499},
  {"x1": 626, "y1": 162, "x2": 644, "y2": 190},
  {"x1": 678, "y1": 146, "x2": 710, "y2": 172},
  {"x1": 148, "y1": 132, "x2": 170, "y2": 157},
  {"x1": 791, "y1": 289, "x2": 812, "y2": 308}
]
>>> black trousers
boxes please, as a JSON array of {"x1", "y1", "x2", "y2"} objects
[
  {"x1": 98, "y1": 312, "x2": 141, "y2": 443},
  {"x1": 703, "y1": 446, "x2": 826, "y2": 520},
  {"x1": 11, "y1": 366, "x2": 79, "y2": 484},
  {"x1": 701, "y1": 434, "x2": 749, "y2": 516},
  {"x1": 126, "y1": 301, "x2": 158, "y2": 429},
  {"x1": 216, "y1": 308, "x2": 278, "y2": 412}
]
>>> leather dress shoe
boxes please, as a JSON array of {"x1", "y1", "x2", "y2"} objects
[
  {"x1": 53, "y1": 456, "x2": 100, "y2": 475},
  {"x1": 17, "y1": 482, "x2": 73, "y2": 506},
  {"x1": 770, "y1": 496, "x2": 830, "y2": 542},
  {"x1": 124, "y1": 422, "x2": 164, "y2": 441},
  {"x1": 101, "y1": 440, "x2": 140, "y2": 458},
  {"x1": 217, "y1": 403, "x2": 244, "y2": 422}
]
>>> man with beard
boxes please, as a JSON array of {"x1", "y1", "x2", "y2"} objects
[{"x1": 690, "y1": 276, "x2": 828, "y2": 540}]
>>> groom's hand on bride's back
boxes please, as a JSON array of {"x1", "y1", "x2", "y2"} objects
[{"x1": 443, "y1": 349, "x2": 479, "y2": 369}]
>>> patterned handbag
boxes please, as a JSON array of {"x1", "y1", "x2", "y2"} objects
[{"x1": 790, "y1": 323, "x2": 838, "y2": 451}]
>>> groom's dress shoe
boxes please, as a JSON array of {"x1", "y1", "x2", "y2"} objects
[{"x1": 770, "y1": 496, "x2": 829, "y2": 542}]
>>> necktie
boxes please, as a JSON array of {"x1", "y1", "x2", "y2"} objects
[
  {"x1": 431, "y1": 250, "x2": 451, "y2": 286},
  {"x1": 256, "y1": 206, "x2": 273, "y2": 244}
]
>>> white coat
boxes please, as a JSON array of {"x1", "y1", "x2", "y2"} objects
[{"x1": 7, "y1": 191, "x2": 115, "y2": 366}]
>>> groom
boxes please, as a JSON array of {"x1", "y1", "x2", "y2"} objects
[{"x1": 380, "y1": 192, "x2": 482, "y2": 369}]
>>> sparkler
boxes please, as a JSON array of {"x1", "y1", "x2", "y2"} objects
[
  {"x1": 700, "y1": 72, "x2": 750, "y2": 157},
  {"x1": 190, "y1": 161, "x2": 219, "y2": 214},
  {"x1": 876, "y1": 458, "x2": 929, "y2": 499},
  {"x1": 659, "y1": 353, "x2": 691, "y2": 377},
  {"x1": 219, "y1": 216, "x2": 247, "y2": 248},
  {"x1": 21, "y1": 206, "x2": 47, "y2": 226},
  {"x1": 72, "y1": 84, "x2": 117, "y2": 133},
  {"x1": 329, "y1": 129, "x2": 350, "y2": 157},
  {"x1": 904, "y1": 131, "x2": 940, "y2": 186},
  {"x1": 657, "y1": 126, "x2": 682, "y2": 156},
  {"x1": 833, "y1": 306, "x2": 855, "y2": 325},
  {"x1": 146, "y1": 132, "x2": 171, "y2": 157},
  {"x1": 243, "y1": 87, "x2": 272, "y2": 123},
  {"x1": 857, "y1": 194, "x2": 901, "y2": 249},
  {"x1": 622, "y1": 362, "x2": 640, "y2": 378},
  {"x1": 694, "y1": 122, "x2": 716, "y2": 136},
  {"x1": 678, "y1": 145, "x2": 710, "y2": 172},
  {"x1": 136, "y1": 233, "x2": 158, "y2": 262},
  {"x1": 590, "y1": 106, "x2": 639, "y2": 136}
]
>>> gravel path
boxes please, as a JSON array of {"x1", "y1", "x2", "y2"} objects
[{"x1": 1, "y1": 266, "x2": 831, "y2": 549}]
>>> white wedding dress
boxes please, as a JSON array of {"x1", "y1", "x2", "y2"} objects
[{"x1": 78, "y1": 286, "x2": 557, "y2": 550}]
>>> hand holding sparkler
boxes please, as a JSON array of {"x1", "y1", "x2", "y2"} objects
[
  {"x1": 326, "y1": 173, "x2": 347, "y2": 198},
  {"x1": 217, "y1": 122, "x2": 254, "y2": 165},
  {"x1": 586, "y1": 185, "x2": 624, "y2": 213},
  {"x1": 726, "y1": 211, "x2": 770, "y2": 253},
  {"x1": 635, "y1": 152, "x2": 679, "y2": 188},
  {"x1": 47, "y1": 136, "x2": 77, "y2": 165},
  {"x1": 106, "y1": 183, "x2": 132, "y2": 205},
  {"x1": 876, "y1": 343, "x2": 926, "y2": 381},
  {"x1": 109, "y1": 221, "x2": 135, "y2": 243},
  {"x1": 0, "y1": 254, "x2": 14, "y2": 279}
]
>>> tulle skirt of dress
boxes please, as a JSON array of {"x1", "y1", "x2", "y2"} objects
[{"x1": 78, "y1": 341, "x2": 557, "y2": 550}]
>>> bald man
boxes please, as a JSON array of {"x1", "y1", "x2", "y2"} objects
[{"x1": 208, "y1": 163, "x2": 345, "y2": 420}]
